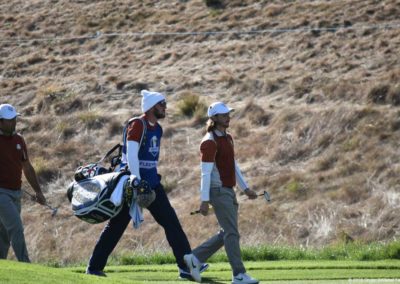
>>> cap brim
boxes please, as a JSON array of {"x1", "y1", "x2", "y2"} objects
[
  {"x1": 1, "y1": 113, "x2": 20, "y2": 119},
  {"x1": 220, "y1": 108, "x2": 234, "y2": 114}
]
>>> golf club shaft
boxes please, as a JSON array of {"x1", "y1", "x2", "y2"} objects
[
  {"x1": 23, "y1": 190, "x2": 56, "y2": 211},
  {"x1": 240, "y1": 191, "x2": 270, "y2": 202}
]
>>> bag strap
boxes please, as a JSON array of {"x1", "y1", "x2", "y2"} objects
[
  {"x1": 122, "y1": 117, "x2": 147, "y2": 158},
  {"x1": 96, "y1": 143, "x2": 122, "y2": 164}
]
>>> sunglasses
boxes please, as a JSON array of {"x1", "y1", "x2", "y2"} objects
[{"x1": 157, "y1": 101, "x2": 167, "y2": 107}]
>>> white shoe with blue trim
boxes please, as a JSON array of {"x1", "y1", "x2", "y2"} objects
[
  {"x1": 232, "y1": 272, "x2": 259, "y2": 284},
  {"x1": 183, "y1": 253, "x2": 202, "y2": 282}
]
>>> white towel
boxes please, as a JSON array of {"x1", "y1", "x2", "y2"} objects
[
  {"x1": 129, "y1": 197, "x2": 144, "y2": 229},
  {"x1": 110, "y1": 175, "x2": 129, "y2": 206}
]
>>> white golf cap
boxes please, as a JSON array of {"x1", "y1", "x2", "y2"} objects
[
  {"x1": 207, "y1": 102, "x2": 234, "y2": 117},
  {"x1": 0, "y1": 104, "x2": 20, "y2": 119},
  {"x1": 141, "y1": 90, "x2": 166, "y2": 113}
]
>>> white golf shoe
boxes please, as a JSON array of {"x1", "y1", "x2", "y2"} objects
[
  {"x1": 232, "y1": 272, "x2": 259, "y2": 284},
  {"x1": 183, "y1": 253, "x2": 201, "y2": 282}
]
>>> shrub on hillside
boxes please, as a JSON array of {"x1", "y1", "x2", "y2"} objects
[
  {"x1": 314, "y1": 153, "x2": 337, "y2": 171},
  {"x1": 55, "y1": 121, "x2": 75, "y2": 139},
  {"x1": 290, "y1": 75, "x2": 314, "y2": 98},
  {"x1": 204, "y1": 0, "x2": 224, "y2": 9},
  {"x1": 176, "y1": 93, "x2": 207, "y2": 127},
  {"x1": 35, "y1": 85, "x2": 83, "y2": 115},
  {"x1": 322, "y1": 80, "x2": 358, "y2": 101},
  {"x1": 77, "y1": 110, "x2": 105, "y2": 129},
  {"x1": 177, "y1": 93, "x2": 205, "y2": 117},
  {"x1": 285, "y1": 178, "x2": 307, "y2": 199},
  {"x1": 31, "y1": 157, "x2": 59, "y2": 184},
  {"x1": 367, "y1": 84, "x2": 389, "y2": 104},
  {"x1": 239, "y1": 100, "x2": 271, "y2": 126},
  {"x1": 54, "y1": 98, "x2": 83, "y2": 115}
]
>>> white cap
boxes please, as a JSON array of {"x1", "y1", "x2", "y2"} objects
[
  {"x1": 207, "y1": 102, "x2": 234, "y2": 117},
  {"x1": 141, "y1": 90, "x2": 166, "y2": 113},
  {"x1": 0, "y1": 104, "x2": 20, "y2": 119}
]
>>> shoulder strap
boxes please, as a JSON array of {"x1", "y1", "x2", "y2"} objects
[
  {"x1": 96, "y1": 143, "x2": 122, "y2": 164},
  {"x1": 122, "y1": 117, "x2": 147, "y2": 153}
]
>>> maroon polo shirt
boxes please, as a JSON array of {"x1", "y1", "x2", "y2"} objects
[{"x1": 0, "y1": 133, "x2": 28, "y2": 190}]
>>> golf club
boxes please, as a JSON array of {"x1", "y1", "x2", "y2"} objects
[
  {"x1": 23, "y1": 190, "x2": 58, "y2": 217},
  {"x1": 259, "y1": 190, "x2": 271, "y2": 202},
  {"x1": 190, "y1": 206, "x2": 214, "y2": 216},
  {"x1": 191, "y1": 191, "x2": 270, "y2": 215},
  {"x1": 190, "y1": 210, "x2": 201, "y2": 215},
  {"x1": 239, "y1": 190, "x2": 271, "y2": 202}
]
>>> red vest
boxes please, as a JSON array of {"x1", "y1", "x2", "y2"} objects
[{"x1": 200, "y1": 132, "x2": 236, "y2": 187}]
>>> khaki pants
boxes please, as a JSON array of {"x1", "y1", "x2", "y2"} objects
[
  {"x1": 192, "y1": 186, "x2": 245, "y2": 275},
  {"x1": 0, "y1": 188, "x2": 30, "y2": 262}
]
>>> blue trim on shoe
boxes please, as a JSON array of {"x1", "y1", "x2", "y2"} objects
[
  {"x1": 179, "y1": 263, "x2": 209, "y2": 279},
  {"x1": 200, "y1": 263, "x2": 209, "y2": 273}
]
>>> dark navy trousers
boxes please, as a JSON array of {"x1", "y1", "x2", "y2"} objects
[{"x1": 88, "y1": 184, "x2": 191, "y2": 270}]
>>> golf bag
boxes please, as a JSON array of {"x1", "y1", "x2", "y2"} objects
[
  {"x1": 67, "y1": 116, "x2": 152, "y2": 224},
  {"x1": 67, "y1": 171, "x2": 130, "y2": 224}
]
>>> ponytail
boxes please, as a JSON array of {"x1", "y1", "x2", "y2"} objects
[{"x1": 206, "y1": 118, "x2": 216, "y2": 132}]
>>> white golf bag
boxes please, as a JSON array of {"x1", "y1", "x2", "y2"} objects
[{"x1": 67, "y1": 171, "x2": 129, "y2": 224}]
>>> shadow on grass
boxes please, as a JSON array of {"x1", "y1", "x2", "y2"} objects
[{"x1": 200, "y1": 277, "x2": 227, "y2": 284}]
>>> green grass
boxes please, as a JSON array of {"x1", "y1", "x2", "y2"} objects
[
  {"x1": 101, "y1": 241, "x2": 400, "y2": 267},
  {"x1": 3, "y1": 260, "x2": 400, "y2": 284}
]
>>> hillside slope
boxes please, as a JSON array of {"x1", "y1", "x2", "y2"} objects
[{"x1": 1, "y1": 0, "x2": 400, "y2": 264}]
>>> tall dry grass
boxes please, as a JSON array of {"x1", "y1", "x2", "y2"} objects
[{"x1": 0, "y1": 0, "x2": 399, "y2": 264}]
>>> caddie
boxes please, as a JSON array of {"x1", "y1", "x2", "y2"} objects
[{"x1": 86, "y1": 90, "x2": 208, "y2": 279}]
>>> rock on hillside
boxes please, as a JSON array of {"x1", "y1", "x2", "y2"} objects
[{"x1": 1, "y1": 0, "x2": 400, "y2": 263}]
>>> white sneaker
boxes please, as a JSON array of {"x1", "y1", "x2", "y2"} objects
[
  {"x1": 232, "y1": 272, "x2": 259, "y2": 284},
  {"x1": 183, "y1": 253, "x2": 201, "y2": 283}
]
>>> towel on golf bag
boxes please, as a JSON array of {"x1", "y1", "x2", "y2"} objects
[
  {"x1": 110, "y1": 174, "x2": 144, "y2": 228},
  {"x1": 110, "y1": 175, "x2": 129, "y2": 206},
  {"x1": 67, "y1": 171, "x2": 129, "y2": 224},
  {"x1": 129, "y1": 197, "x2": 144, "y2": 229}
]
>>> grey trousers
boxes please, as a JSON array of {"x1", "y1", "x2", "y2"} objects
[
  {"x1": 192, "y1": 186, "x2": 246, "y2": 276},
  {"x1": 0, "y1": 188, "x2": 30, "y2": 262}
]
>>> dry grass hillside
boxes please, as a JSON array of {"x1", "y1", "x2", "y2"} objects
[{"x1": 1, "y1": 0, "x2": 400, "y2": 264}]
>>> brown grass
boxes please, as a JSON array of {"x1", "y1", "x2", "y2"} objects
[{"x1": 1, "y1": 0, "x2": 399, "y2": 263}]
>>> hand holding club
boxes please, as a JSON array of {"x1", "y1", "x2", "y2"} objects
[
  {"x1": 190, "y1": 202, "x2": 213, "y2": 216},
  {"x1": 244, "y1": 188, "x2": 258, "y2": 199},
  {"x1": 23, "y1": 190, "x2": 58, "y2": 217},
  {"x1": 34, "y1": 191, "x2": 47, "y2": 205}
]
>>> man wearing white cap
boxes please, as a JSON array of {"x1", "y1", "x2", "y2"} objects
[
  {"x1": 184, "y1": 102, "x2": 259, "y2": 284},
  {"x1": 0, "y1": 104, "x2": 46, "y2": 262},
  {"x1": 87, "y1": 91, "x2": 207, "y2": 279}
]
